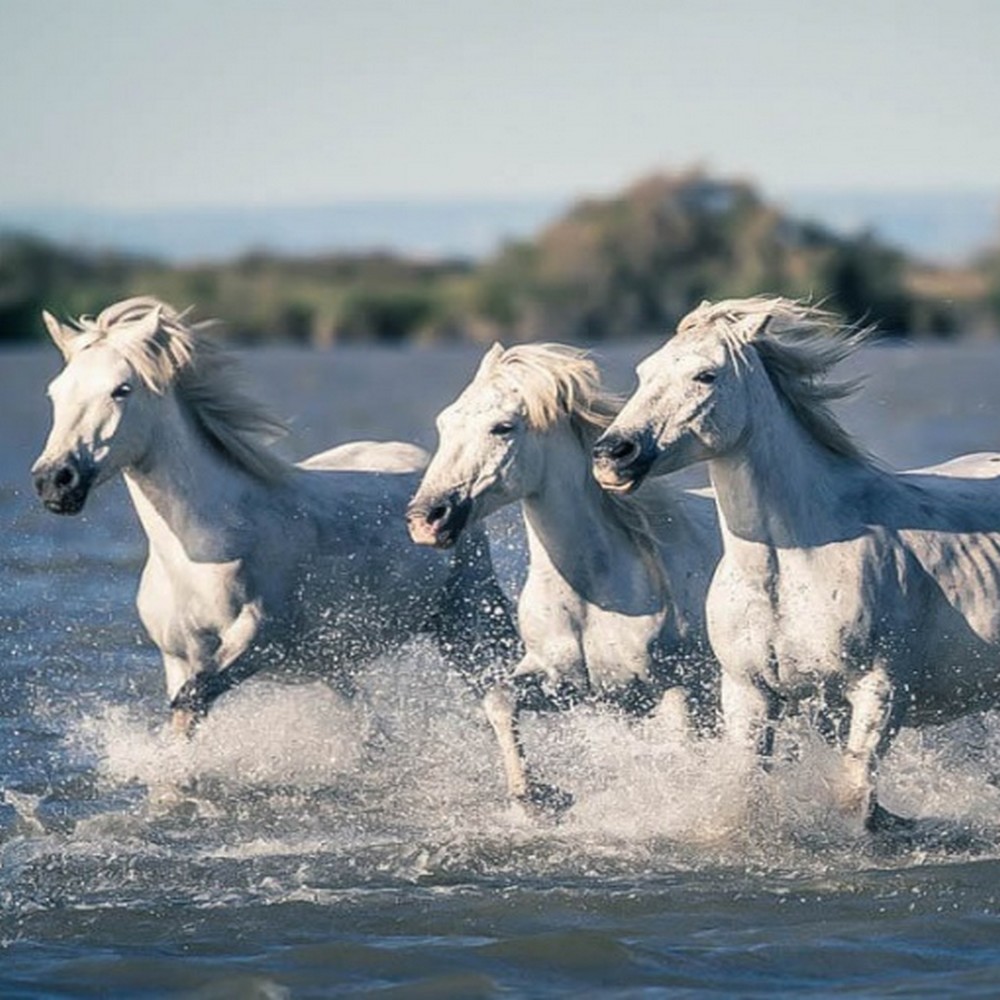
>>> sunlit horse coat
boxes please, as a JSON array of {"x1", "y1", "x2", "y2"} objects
[
  {"x1": 408, "y1": 343, "x2": 720, "y2": 811},
  {"x1": 32, "y1": 298, "x2": 517, "y2": 733},
  {"x1": 594, "y1": 296, "x2": 1000, "y2": 830}
]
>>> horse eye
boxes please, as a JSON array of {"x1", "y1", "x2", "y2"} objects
[
  {"x1": 491, "y1": 421, "x2": 516, "y2": 436},
  {"x1": 693, "y1": 370, "x2": 718, "y2": 385},
  {"x1": 111, "y1": 382, "x2": 133, "y2": 401}
]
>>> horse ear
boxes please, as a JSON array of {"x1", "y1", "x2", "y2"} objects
[
  {"x1": 134, "y1": 304, "x2": 163, "y2": 341},
  {"x1": 746, "y1": 314, "x2": 772, "y2": 340},
  {"x1": 42, "y1": 310, "x2": 79, "y2": 359},
  {"x1": 476, "y1": 342, "x2": 505, "y2": 376},
  {"x1": 114, "y1": 304, "x2": 163, "y2": 351}
]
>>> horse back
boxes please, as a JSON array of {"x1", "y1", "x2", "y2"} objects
[{"x1": 297, "y1": 440, "x2": 428, "y2": 474}]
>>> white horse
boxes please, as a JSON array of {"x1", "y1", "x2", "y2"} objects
[
  {"x1": 593, "y1": 296, "x2": 1000, "y2": 831},
  {"x1": 406, "y1": 343, "x2": 721, "y2": 812},
  {"x1": 32, "y1": 297, "x2": 517, "y2": 735}
]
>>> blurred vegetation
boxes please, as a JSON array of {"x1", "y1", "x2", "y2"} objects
[
  {"x1": 2, "y1": 170, "x2": 997, "y2": 346},
  {"x1": 979, "y1": 243, "x2": 1000, "y2": 330}
]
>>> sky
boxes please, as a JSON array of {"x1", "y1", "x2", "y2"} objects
[{"x1": 1, "y1": 0, "x2": 998, "y2": 209}]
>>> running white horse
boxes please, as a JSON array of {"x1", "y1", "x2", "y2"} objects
[
  {"x1": 407, "y1": 343, "x2": 721, "y2": 813},
  {"x1": 593, "y1": 296, "x2": 1000, "y2": 831},
  {"x1": 32, "y1": 297, "x2": 517, "y2": 735}
]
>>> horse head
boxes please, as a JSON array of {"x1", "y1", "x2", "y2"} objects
[
  {"x1": 592, "y1": 306, "x2": 782, "y2": 492},
  {"x1": 406, "y1": 344, "x2": 537, "y2": 548},
  {"x1": 31, "y1": 304, "x2": 165, "y2": 514},
  {"x1": 593, "y1": 336, "x2": 742, "y2": 493}
]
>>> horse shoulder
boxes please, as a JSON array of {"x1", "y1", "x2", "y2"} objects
[
  {"x1": 515, "y1": 566, "x2": 586, "y2": 681},
  {"x1": 705, "y1": 547, "x2": 775, "y2": 680},
  {"x1": 137, "y1": 543, "x2": 264, "y2": 667},
  {"x1": 136, "y1": 549, "x2": 180, "y2": 653},
  {"x1": 706, "y1": 530, "x2": 898, "y2": 686}
]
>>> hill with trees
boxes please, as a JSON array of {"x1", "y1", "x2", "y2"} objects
[{"x1": 2, "y1": 170, "x2": 996, "y2": 346}]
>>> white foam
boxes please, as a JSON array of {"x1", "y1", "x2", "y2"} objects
[
  {"x1": 57, "y1": 643, "x2": 1000, "y2": 876},
  {"x1": 77, "y1": 678, "x2": 369, "y2": 792}
]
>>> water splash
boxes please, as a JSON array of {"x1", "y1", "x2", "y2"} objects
[{"x1": 5, "y1": 637, "x2": 1000, "y2": 917}]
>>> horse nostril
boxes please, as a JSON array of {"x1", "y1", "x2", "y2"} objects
[
  {"x1": 53, "y1": 466, "x2": 77, "y2": 489},
  {"x1": 608, "y1": 438, "x2": 638, "y2": 462},
  {"x1": 426, "y1": 503, "x2": 450, "y2": 525}
]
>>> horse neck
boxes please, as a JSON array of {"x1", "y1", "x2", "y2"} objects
[
  {"x1": 708, "y1": 380, "x2": 877, "y2": 548},
  {"x1": 521, "y1": 421, "x2": 659, "y2": 596},
  {"x1": 123, "y1": 393, "x2": 272, "y2": 561}
]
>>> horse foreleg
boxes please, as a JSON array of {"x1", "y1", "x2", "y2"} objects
[
  {"x1": 171, "y1": 707, "x2": 198, "y2": 737},
  {"x1": 215, "y1": 600, "x2": 263, "y2": 671},
  {"x1": 482, "y1": 684, "x2": 529, "y2": 798},
  {"x1": 481, "y1": 684, "x2": 572, "y2": 818},
  {"x1": 164, "y1": 602, "x2": 263, "y2": 736},
  {"x1": 170, "y1": 670, "x2": 239, "y2": 733},
  {"x1": 843, "y1": 664, "x2": 909, "y2": 831},
  {"x1": 721, "y1": 671, "x2": 778, "y2": 762},
  {"x1": 650, "y1": 686, "x2": 694, "y2": 743},
  {"x1": 162, "y1": 653, "x2": 200, "y2": 737}
]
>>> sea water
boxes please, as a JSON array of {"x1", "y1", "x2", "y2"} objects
[{"x1": 3, "y1": 341, "x2": 1000, "y2": 997}]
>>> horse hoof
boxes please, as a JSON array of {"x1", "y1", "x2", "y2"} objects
[
  {"x1": 516, "y1": 782, "x2": 574, "y2": 820},
  {"x1": 865, "y1": 803, "x2": 916, "y2": 834},
  {"x1": 171, "y1": 708, "x2": 198, "y2": 738}
]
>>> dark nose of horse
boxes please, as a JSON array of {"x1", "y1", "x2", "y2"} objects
[
  {"x1": 32, "y1": 457, "x2": 91, "y2": 514},
  {"x1": 33, "y1": 461, "x2": 79, "y2": 497},
  {"x1": 406, "y1": 495, "x2": 454, "y2": 526},
  {"x1": 592, "y1": 432, "x2": 651, "y2": 492},
  {"x1": 593, "y1": 433, "x2": 639, "y2": 466},
  {"x1": 406, "y1": 496, "x2": 455, "y2": 547},
  {"x1": 424, "y1": 501, "x2": 452, "y2": 527},
  {"x1": 54, "y1": 464, "x2": 79, "y2": 489}
]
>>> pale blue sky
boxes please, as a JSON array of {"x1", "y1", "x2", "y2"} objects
[{"x1": 1, "y1": 0, "x2": 998, "y2": 208}]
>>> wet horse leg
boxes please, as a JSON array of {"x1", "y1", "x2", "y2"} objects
[
  {"x1": 481, "y1": 684, "x2": 573, "y2": 817},
  {"x1": 482, "y1": 685, "x2": 530, "y2": 799},
  {"x1": 721, "y1": 672, "x2": 780, "y2": 762},
  {"x1": 843, "y1": 664, "x2": 911, "y2": 831}
]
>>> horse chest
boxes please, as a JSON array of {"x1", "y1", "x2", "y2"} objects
[
  {"x1": 519, "y1": 571, "x2": 663, "y2": 690},
  {"x1": 138, "y1": 553, "x2": 251, "y2": 654},
  {"x1": 708, "y1": 538, "x2": 889, "y2": 691},
  {"x1": 582, "y1": 603, "x2": 664, "y2": 689}
]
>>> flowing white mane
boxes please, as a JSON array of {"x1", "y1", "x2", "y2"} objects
[
  {"x1": 478, "y1": 342, "x2": 622, "y2": 443},
  {"x1": 70, "y1": 297, "x2": 290, "y2": 482},
  {"x1": 677, "y1": 296, "x2": 873, "y2": 461}
]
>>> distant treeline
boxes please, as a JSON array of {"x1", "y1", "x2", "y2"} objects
[{"x1": 3, "y1": 171, "x2": 999, "y2": 346}]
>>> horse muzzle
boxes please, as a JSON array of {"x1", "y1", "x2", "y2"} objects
[
  {"x1": 591, "y1": 431, "x2": 653, "y2": 494},
  {"x1": 31, "y1": 456, "x2": 95, "y2": 515},
  {"x1": 405, "y1": 493, "x2": 472, "y2": 549}
]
